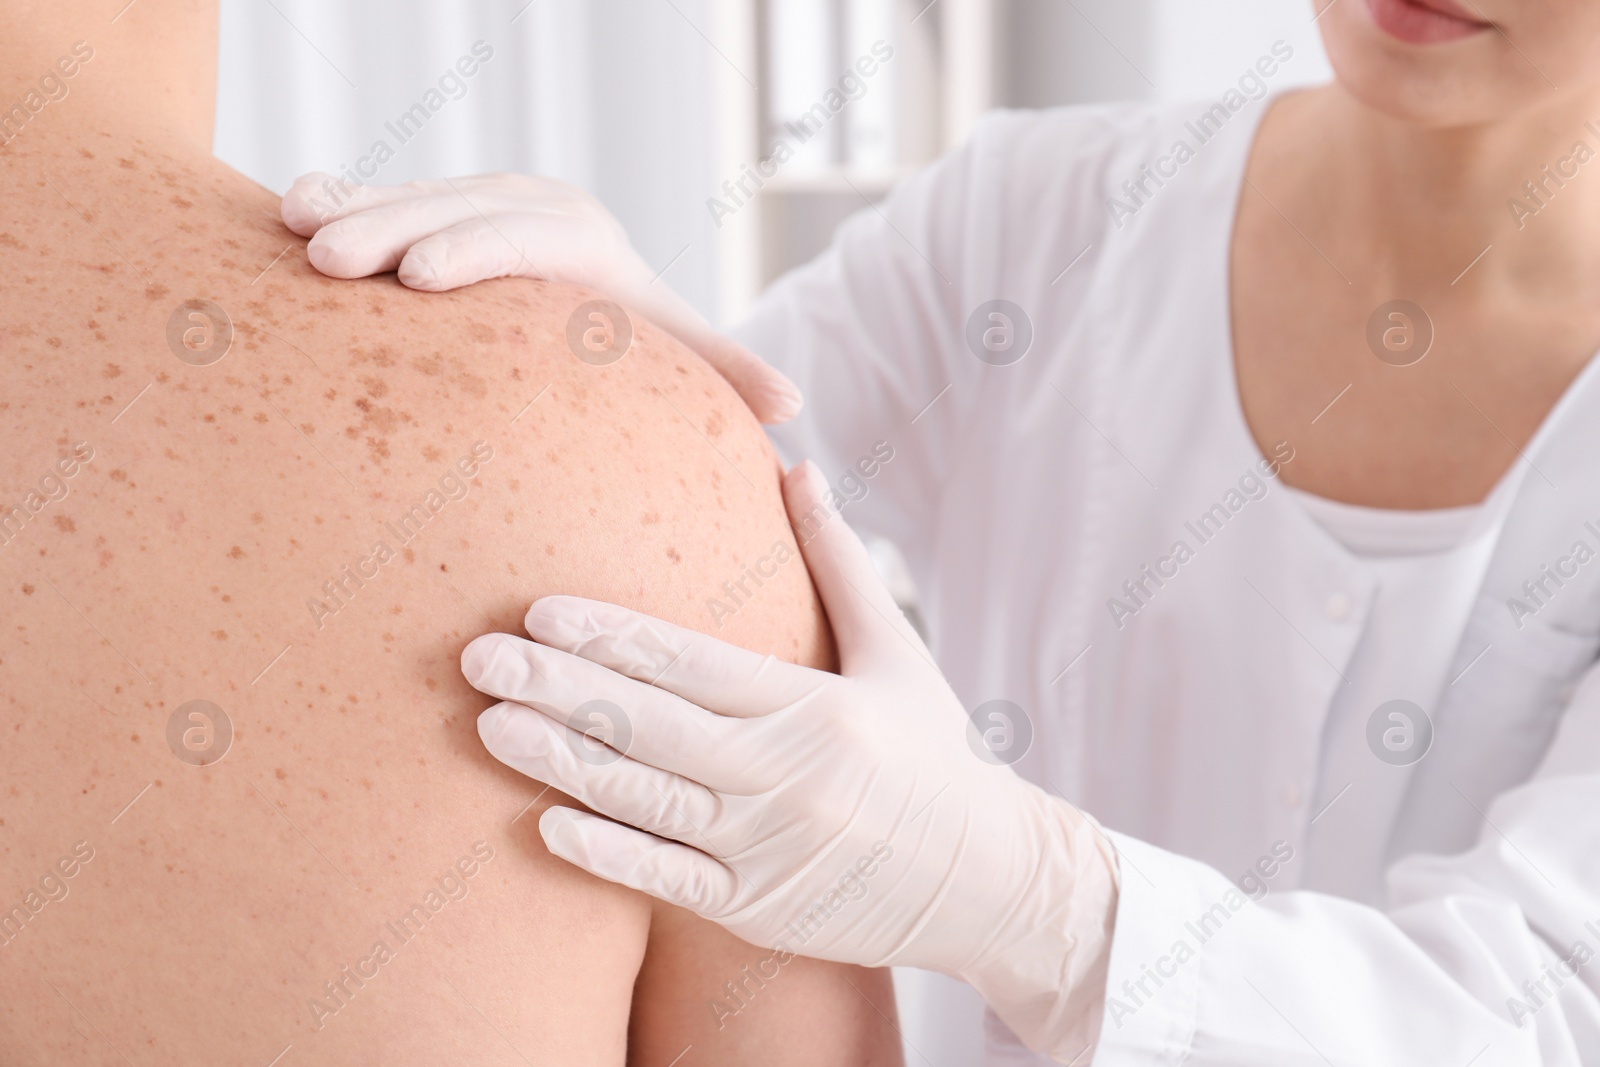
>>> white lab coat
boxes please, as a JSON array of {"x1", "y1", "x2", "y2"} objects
[{"x1": 738, "y1": 95, "x2": 1600, "y2": 1065}]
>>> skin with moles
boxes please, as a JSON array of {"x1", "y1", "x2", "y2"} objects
[
  {"x1": 0, "y1": 4, "x2": 898, "y2": 1065},
  {"x1": 1234, "y1": 0, "x2": 1600, "y2": 509}
]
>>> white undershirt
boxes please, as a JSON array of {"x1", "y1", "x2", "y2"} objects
[
  {"x1": 1283, "y1": 489, "x2": 1484, "y2": 558},
  {"x1": 1284, "y1": 479, "x2": 1522, "y2": 903}
]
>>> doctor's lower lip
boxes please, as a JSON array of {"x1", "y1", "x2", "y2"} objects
[{"x1": 1363, "y1": 0, "x2": 1494, "y2": 44}]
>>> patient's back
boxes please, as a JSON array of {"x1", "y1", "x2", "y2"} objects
[{"x1": 0, "y1": 125, "x2": 874, "y2": 1065}]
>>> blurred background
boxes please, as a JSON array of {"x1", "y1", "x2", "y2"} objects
[{"x1": 215, "y1": 1, "x2": 1331, "y2": 1061}]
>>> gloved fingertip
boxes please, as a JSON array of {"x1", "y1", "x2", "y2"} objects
[
  {"x1": 461, "y1": 632, "x2": 511, "y2": 688},
  {"x1": 538, "y1": 806, "x2": 587, "y2": 861},
  {"x1": 475, "y1": 703, "x2": 511, "y2": 750},
  {"x1": 523, "y1": 595, "x2": 590, "y2": 640},
  {"x1": 280, "y1": 201, "x2": 318, "y2": 238},
  {"x1": 477, "y1": 701, "x2": 548, "y2": 759},
  {"x1": 397, "y1": 250, "x2": 443, "y2": 290},
  {"x1": 756, "y1": 377, "x2": 804, "y2": 424},
  {"x1": 305, "y1": 240, "x2": 337, "y2": 275}
]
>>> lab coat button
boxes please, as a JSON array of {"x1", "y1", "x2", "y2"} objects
[
  {"x1": 1284, "y1": 782, "x2": 1302, "y2": 808},
  {"x1": 1325, "y1": 593, "x2": 1352, "y2": 622}
]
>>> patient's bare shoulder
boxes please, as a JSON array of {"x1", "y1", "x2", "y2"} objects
[
  {"x1": 290, "y1": 265, "x2": 832, "y2": 661},
  {"x1": 0, "y1": 140, "x2": 878, "y2": 1064}
]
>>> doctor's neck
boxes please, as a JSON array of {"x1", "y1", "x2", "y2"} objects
[
  {"x1": 1285, "y1": 79, "x2": 1600, "y2": 291},
  {"x1": 0, "y1": 0, "x2": 217, "y2": 153}
]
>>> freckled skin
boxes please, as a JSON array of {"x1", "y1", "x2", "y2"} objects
[{"x1": 0, "y1": 110, "x2": 892, "y2": 1066}]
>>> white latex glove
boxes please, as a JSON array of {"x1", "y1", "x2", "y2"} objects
[
  {"x1": 460, "y1": 460, "x2": 1122, "y2": 1062},
  {"x1": 280, "y1": 171, "x2": 801, "y2": 423}
]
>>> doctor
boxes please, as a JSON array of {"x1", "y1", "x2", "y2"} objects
[{"x1": 284, "y1": 0, "x2": 1600, "y2": 1063}]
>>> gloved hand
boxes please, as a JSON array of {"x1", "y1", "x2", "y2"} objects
[
  {"x1": 280, "y1": 171, "x2": 802, "y2": 423},
  {"x1": 460, "y1": 460, "x2": 1122, "y2": 1061}
]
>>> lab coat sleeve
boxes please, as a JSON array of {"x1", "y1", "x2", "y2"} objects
[
  {"x1": 731, "y1": 106, "x2": 1129, "y2": 553},
  {"x1": 729, "y1": 139, "x2": 982, "y2": 551},
  {"x1": 1093, "y1": 662, "x2": 1600, "y2": 1066}
]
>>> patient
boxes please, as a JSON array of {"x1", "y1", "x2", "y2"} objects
[{"x1": 0, "y1": 5, "x2": 899, "y2": 1064}]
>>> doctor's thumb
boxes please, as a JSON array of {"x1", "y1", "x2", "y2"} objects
[{"x1": 782, "y1": 461, "x2": 917, "y2": 671}]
